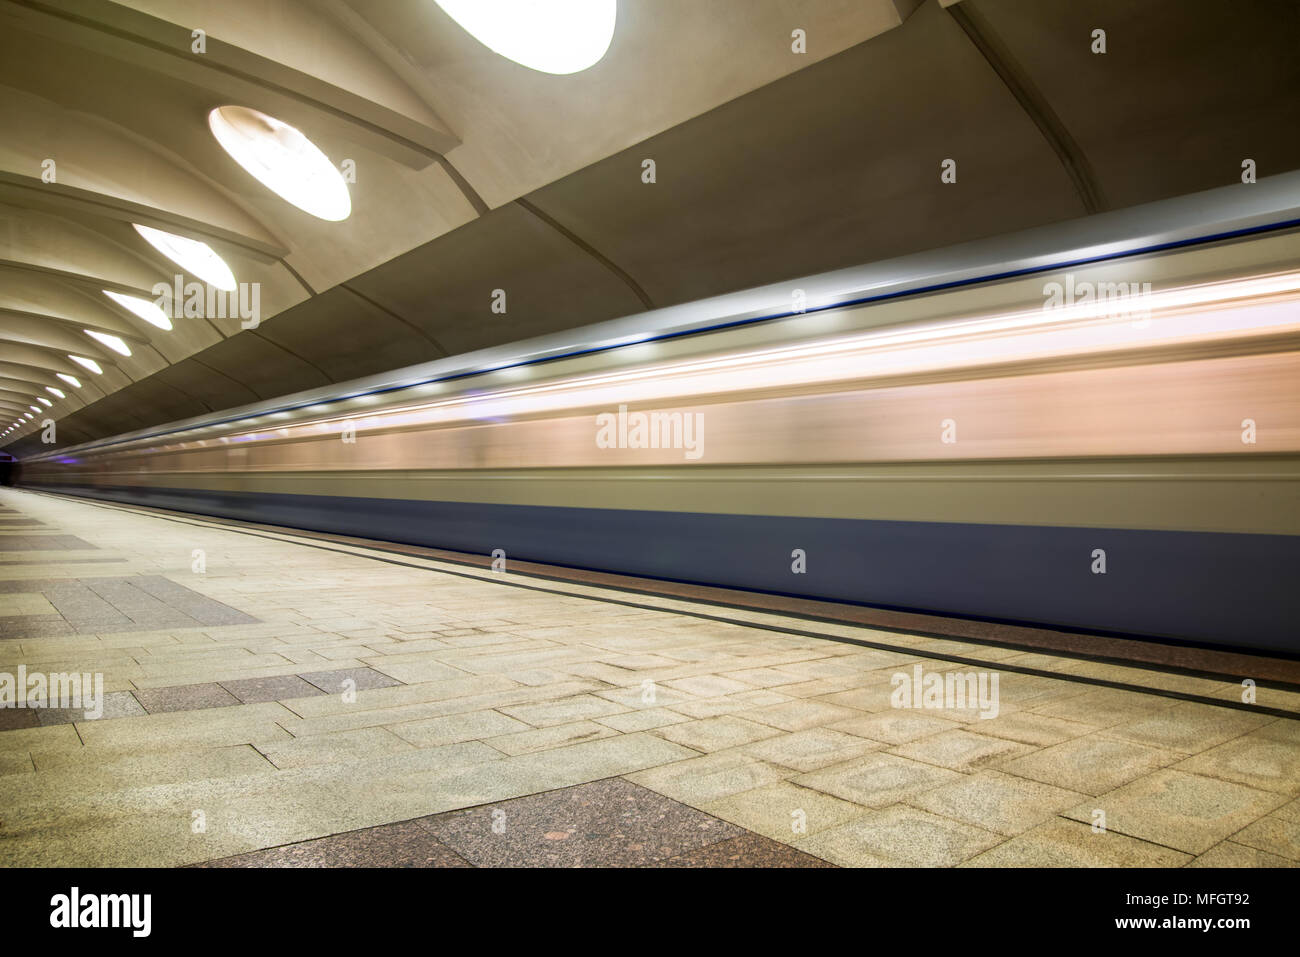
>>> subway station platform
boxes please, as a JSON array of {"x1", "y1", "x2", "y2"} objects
[{"x1": 1, "y1": 487, "x2": 1298, "y2": 869}]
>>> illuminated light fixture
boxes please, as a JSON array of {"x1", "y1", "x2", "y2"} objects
[
  {"x1": 434, "y1": 0, "x2": 616, "y2": 74},
  {"x1": 29, "y1": 406, "x2": 39, "y2": 413},
  {"x1": 57, "y1": 374, "x2": 81, "y2": 388},
  {"x1": 208, "y1": 106, "x2": 351, "y2": 221},
  {"x1": 37, "y1": 398, "x2": 51, "y2": 407},
  {"x1": 132, "y1": 224, "x2": 237, "y2": 291},
  {"x1": 85, "y1": 330, "x2": 131, "y2": 357},
  {"x1": 103, "y1": 290, "x2": 173, "y2": 331},
  {"x1": 46, "y1": 387, "x2": 65, "y2": 398},
  {"x1": 69, "y1": 356, "x2": 103, "y2": 375}
]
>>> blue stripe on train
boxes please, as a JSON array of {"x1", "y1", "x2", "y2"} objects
[{"x1": 26, "y1": 481, "x2": 1300, "y2": 654}]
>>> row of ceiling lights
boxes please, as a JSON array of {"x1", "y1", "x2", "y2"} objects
[
  {"x1": 6, "y1": 2, "x2": 619, "y2": 440},
  {"x1": 4, "y1": 104, "x2": 355, "y2": 439}
]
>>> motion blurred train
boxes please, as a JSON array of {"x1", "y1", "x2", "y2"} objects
[{"x1": 19, "y1": 175, "x2": 1300, "y2": 654}]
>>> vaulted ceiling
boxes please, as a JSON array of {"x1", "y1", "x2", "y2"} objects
[{"x1": 3, "y1": 0, "x2": 1299, "y2": 454}]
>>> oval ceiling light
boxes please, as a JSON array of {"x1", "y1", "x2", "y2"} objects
[
  {"x1": 103, "y1": 290, "x2": 173, "y2": 331},
  {"x1": 132, "y1": 225, "x2": 237, "y2": 291},
  {"x1": 208, "y1": 106, "x2": 351, "y2": 221},
  {"x1": 85, "y1": 330, "x2": 132, "y2": 357},
  {"x1": 434, "y1": 0, "x2": 616, "y2": 74},
  {"x1": 29, "y1": 406, "x2": 39, "y2": 413},
  {"x1": 57, "y1": 373, "x2": 81, "y2": 388},
  {"x1": 37, "y1": 397, "x2": 51, "y2": 407},
  {"x1": 46, "y1": 387, "x2": 65, "y2": 398},
  {"x1": 68, "y1": 356, "x2": 103, "y2": 375}
]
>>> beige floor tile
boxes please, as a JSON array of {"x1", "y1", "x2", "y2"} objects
[
  {"x1": 962, "y1": 818, "x2": 1191, "y2": 867},
  {"x1": 739, "y1": 727, "x2": 880, "y2": 772},
  {"x1": 653, "y1": 715, "x2": 780, "y2": 752},
  {"x1": 594, "y1": 707, "x2": 690, "y2": 733},
  {"x1": 495, "y1": 693, "x2": 631, "y2": 728},
  {"x1": 888, "y1": 729, "x2": 1035, "y2": 771},
  {"x1": 1033, "y1": 686, "x2": 1179, "y2": 726},
  {"x1": 0, "y1": 593, "x2": 57, "y2": 616},
  {"x1": 1174, "y1": 728, "x2": 1300, "y2": 795},
  {"x1": 906, "y1": 769, "x2": 1085, "y2": 836},
  {"x1": 1103, "y1": 701, "x2": 1272, "y2": 754},
  {"x1": 829, "y1": 710, "x2": 961, "y2": 744},
  {"x1": 999, "y1": 736, "x2": 1180, "y2": 796},
  {"x1": 1229, "y1": 814, "x2": 1300, "y2": 861},
  {"x1": 387, "y1": 709, "x2": 531, "y2": 747},
  {"x1": 973, "y1": 711, "x2": 1096, "y2": 747},
  {"x1": 257, "y1": 728, "x2": 414, "y2": 769},
  {"x1": 740, "y1": 699, "x2": 862, "y2": 732},
  {"x1": 796, "y1": 805, "x2": 1002, "y2": 867},
  {"x1": 702, "y1": 781, "x2": 869, "y2": 841},
  {"x1": 626, "y1": 750, "x2": 790, "y2": 805},
  {"x1": 1061, "y1": 769, "x2": 1287, "y2": 855},
  {"x1": 485, "y1": 720, "x2": 618, "y2": 756},
  {"x1": 1187, "y1": 841, "x2": 1297, "y2": 868},
  {"x1": 794, "y1": 753, "x2": 962, "y2": 808}
]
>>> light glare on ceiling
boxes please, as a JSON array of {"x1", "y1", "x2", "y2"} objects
[
  {"x1": 47, "y1": 387, "x2": 65, "y2": 398},
  {"x1": 208, "y1": 106, "x2": 352, "y2": 221},
  {"x1": 57, "y1": 374, "x2": 81, "y2": 388},
  {"x1": 104, "y1": 290, "x2": 173, "y2": 331},
  {"x1": 434, "y1": 0, "x2": 617, "y2": 74},
  {"x1": 132, "y1": 225, "x2": 237, "y2": 290},
  {"x1": 69, "y1": 356, "x2": 103, "y2": 374},
  {"x1": 37, "y1": 398, "x2": 51, "y2": 407},
  {"x1": 85, "y1": 330, "x2": 132, "y2": 356}
]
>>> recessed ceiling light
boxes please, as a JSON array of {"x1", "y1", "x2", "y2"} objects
[
  {"x1": 131, "y1": 225, "x2": 237, "y2": 291},
  {"x1": 29, "y1": 406, "x2": 39, "y2": 413},
  {"x1": 68, "y1": 356, "x2": 103, "y2": 374},
  {"x1": 208, "y1": 105, "x2": 351, "y2": 221},
  {"x1": 434, "y1": 0, "x2": 616, "y2": 74},
  {"x1": 37, "y1": 397, "x2": 51, "y2": 407},
  {"x1": 85, "y1": 330, "x2": 131, "y2": 356},
  {"x1": 57, "y1": 374, "x2": 81, "y2": 388},
  {"x1": 46, "y1": 387, "x2": 65, "y2": 398},
  {"x1": 103, "y1": 290, "x2": 173, "y2": 331}
]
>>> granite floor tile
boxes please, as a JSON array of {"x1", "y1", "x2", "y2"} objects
[
  {"x1": 418, "y1": 777, "x2": 743, "y2": 866},
  {"x1": 133, "y1": 682, "x2": 242, "y2": 714},
  {"x1": 0, "y1": 707, "x2": 40, "y2": 730},
  {"x1": 221, "y1": 674, "x2": 328, "y2": 704},
  {"x1": 657, "y1": 832, "x2": 834, "y2": 867},
  {"x1": 198, "y1": 820, "x2": 471, "y2": 867},
  {"x1": 298, "y1": 667, "x2": 403, "y2": 694}
]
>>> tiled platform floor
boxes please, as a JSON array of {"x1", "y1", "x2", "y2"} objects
[{"x1": 0, "y1": 488, "x2": 1296, "y2": 868}]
